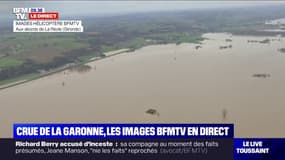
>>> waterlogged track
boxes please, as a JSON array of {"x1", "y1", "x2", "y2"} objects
[{"x1": 0, "y1": 33, "x2": 285, "y2": 137}]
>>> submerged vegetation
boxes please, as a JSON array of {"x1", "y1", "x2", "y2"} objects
[
  {"x1": 248, "y1": 38, "x2": 271, "y2": 44},
  {"x1": 278, "y1": 48, "x2": 285, "y2": 53},
  {"x1": 146, "y1": 109, "x2": 160, "y2": 117},
  {"x1": 69, "y1": 65, "x2": 92, "y2": 73},
  {"x1": 252, "y1": 73, "x2": 271, "y2": 78},
  {"x1": 219, "y1": 45, "x2": 232, "y2": 50}
]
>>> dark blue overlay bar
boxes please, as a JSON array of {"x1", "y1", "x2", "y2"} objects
[
  {"x1": 14, "y1": 123, "x2": 233, "y2": 139},
  {"x1": 235, "y1": 138, "x2": 285, "y2": 160}
]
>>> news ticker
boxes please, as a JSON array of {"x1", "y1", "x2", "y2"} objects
[
  {"x1": 0, "y1": 123, "x2": 281, "y2": 160},
  {"x1": 12, "y1": 7, "x2": 83, "y2": 32}
]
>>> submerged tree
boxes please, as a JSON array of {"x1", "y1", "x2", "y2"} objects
[
  {"x1": 146, "y1": 109, "x2": 160, "y2": 117},
  {"x1": 222, "y1": 108, "x2": 228, "y2": 122}
]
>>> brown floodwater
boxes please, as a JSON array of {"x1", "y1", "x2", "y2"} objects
[{"x1": 0, "y1": 33, "x2": 285, "y2": 138}]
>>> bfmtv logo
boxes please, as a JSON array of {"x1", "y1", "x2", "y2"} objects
[{"x1": 13, "y1": 8, "x2": 45, "y2": 20}]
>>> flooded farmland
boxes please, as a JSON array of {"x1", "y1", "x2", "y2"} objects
[{"x1": 0, "y1": 33, "x2": 285, "y2": 137}]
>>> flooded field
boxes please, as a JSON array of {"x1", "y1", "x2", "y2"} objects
[{"x1": 0, "y1": 33, "x2": 285, "y2": 137}]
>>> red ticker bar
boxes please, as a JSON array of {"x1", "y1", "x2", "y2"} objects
[{"x1": 29, "y1": 12, "x2": 59, "y2": 20}]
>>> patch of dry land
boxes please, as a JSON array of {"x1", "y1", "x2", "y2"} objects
[{"x1": 0, "y1": 33, "x2": 285, "y2": 137}]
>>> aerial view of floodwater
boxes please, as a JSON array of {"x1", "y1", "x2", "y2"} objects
[{"x1": 0, "y1": 33, "x2": 285, "y2": 137}]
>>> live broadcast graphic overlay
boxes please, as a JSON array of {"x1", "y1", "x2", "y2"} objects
[
  {"x1": 13, "y1": 7, "x2": 83, "y2": 32},
  {"x1": 235, "y1": 138, "x2": 285, "y2": 160},
  {"x1": 0, "y1": 124, "x2": 284, "y2": 159},
  {"x1": 2, "y1": 124, "x2": 233, "y2": 160}
]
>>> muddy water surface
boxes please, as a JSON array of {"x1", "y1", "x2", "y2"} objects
[{"x1": 0, "y1": 33, "x2": 285, "y2": 137}]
